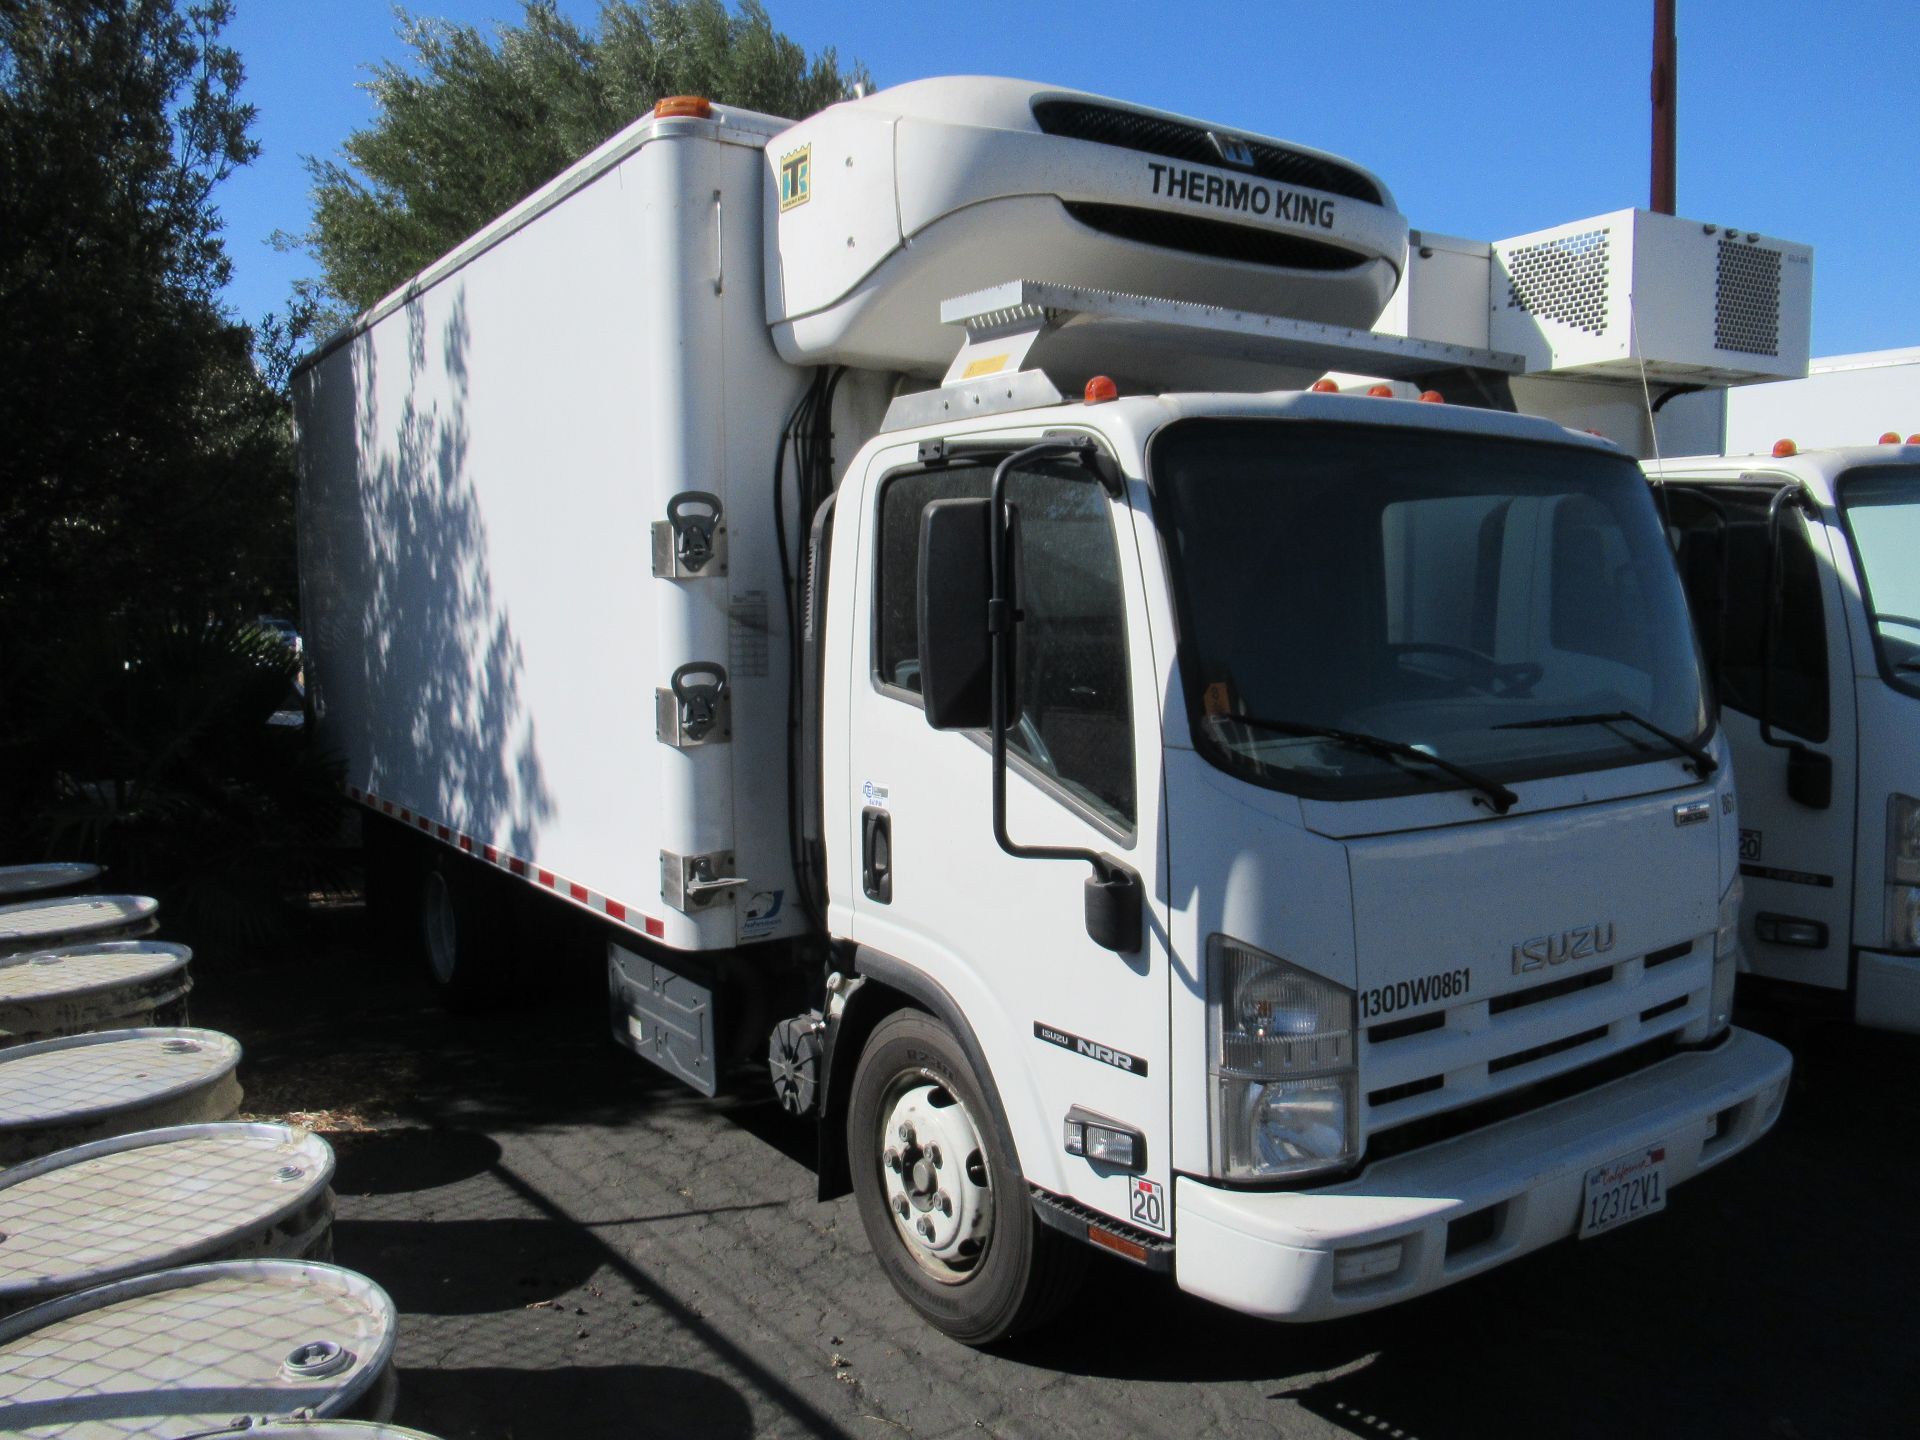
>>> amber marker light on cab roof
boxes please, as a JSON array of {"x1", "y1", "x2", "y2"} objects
[
  {"x1": 1908, "y1": 435, "x2": 1920, "y2": 445},
  {"x1": 1084, "y1": 375, "x2": 1118, "y2": 404},
  {"x1": 1881, "y1": 432, "x2": 1903, "y2": 444},
  {"x1": 1309, "y1": 379, "x2": 1339, "y2": 393},
  {"x1": 1419, "y1": 390, "x2": 1445, "y2": 404},
  {"x1": 1367, "y1": 384, "x2": 1395, "y2": 398},
  {"x1": 655, "y1": 96, "x2": 713, "y2": 118},
  {"x1": 1773, "y1": 439, "x2": 1798, "y2": 457}
]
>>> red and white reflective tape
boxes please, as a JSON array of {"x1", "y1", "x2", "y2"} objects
[{"x1": 345, "y1": 783, "x2": 665, "y2": 939}]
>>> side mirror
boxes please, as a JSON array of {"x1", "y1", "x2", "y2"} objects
[
  {"x1": 1084, "y1": 862, "x2": 1143, "y2": 954},
  {"x1": 918, "y1": 497, "x2": 1017, "y2": 730},
  {"x1": 1786, "y1": 742, "x2": 1832, "y2": 810}
]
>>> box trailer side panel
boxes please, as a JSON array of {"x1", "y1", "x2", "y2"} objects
[{"x1": 296, "y1": 117, "x2": 808, "y2": 952}]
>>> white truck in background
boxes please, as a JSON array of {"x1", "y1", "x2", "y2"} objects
[
  {"x1": 294, "y1": 77, "x2": 1794, "y2": 1342},
  {"x1": 1646, "y1": 436, "x2": 1920, "y2": 1032}
]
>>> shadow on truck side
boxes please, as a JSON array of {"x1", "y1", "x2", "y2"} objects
[{"x1": 303, "y1": 289, "x2": 554, "y2": 859}]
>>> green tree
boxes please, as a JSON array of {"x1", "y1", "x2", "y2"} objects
[
  {"x1": 0, "y1": 1, "x2": 336, "y2": 940},
  {"x1": 0, "y1": 0, "x2": 293, "y2": 626},
  {"x1": 296, "y1": 0, "x2": 866, "y2": 316}
]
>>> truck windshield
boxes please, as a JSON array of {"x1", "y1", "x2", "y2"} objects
[
  {"x1": 1149, "y1": 419, "x2": 1710, "y2": 801},
  {"x1": 1837, "y1": 465, "x2": 1920, "y2": 692}
]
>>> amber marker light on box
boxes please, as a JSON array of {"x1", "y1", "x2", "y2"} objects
[{"x1": 654, "y1": 96, "x2": 712, "y2": 118}]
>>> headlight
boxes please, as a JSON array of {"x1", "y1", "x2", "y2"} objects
[
  {"x1": 1207, "y1": 937, "x2": 1358, "y2": 1180},
  {"x1": 1888, "y1": 797, "x2": 1920, "y2": 952}
]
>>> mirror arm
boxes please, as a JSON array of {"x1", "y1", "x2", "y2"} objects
[{"x1": 986, "y1": 441, "x2": 1143, "y2": 952}]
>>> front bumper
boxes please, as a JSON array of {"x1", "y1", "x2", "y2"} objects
[
  {"x1": 1855, "y1": 949, "x2": 1920, "y2": 1034},
  {"x1": 1174, "y1": 1026, "x2": 1791, "y2": 1321}
]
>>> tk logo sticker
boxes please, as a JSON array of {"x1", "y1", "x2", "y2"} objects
[{"x1": 779, "y1": 145, "x2": 811, "y2": 211}]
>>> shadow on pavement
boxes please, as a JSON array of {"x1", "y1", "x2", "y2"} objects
[
  {"x1": 396, "y1": 1363, "x2": 754, "y2": 1440},
  {"x1": 334, "y1": 1217, "x2": 609, "y2": 1315},
  {"x1": 332, "y1": 1127, "x2": 504, "y2": 1195}
]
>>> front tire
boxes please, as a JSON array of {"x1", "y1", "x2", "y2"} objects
[{"x1": 846, "y1": 1009, "x2": 1083, "y2": 1344}]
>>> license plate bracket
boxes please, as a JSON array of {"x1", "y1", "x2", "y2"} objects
[{"x1": 1578, "y1": 1143, "x2": 1668, "y2": 1239}]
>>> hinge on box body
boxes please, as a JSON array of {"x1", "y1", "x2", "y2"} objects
[
  {"x1": 651, "y1": 491, "x2": 728, "y2": 578},
  {"x1": 656, "y1": 662, "x2": 730, "y2": 747},
  {"x1": 661, "y1": 850, "x2": 746, "y2": 911}
]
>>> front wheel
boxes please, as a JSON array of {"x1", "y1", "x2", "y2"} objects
[{"x1": 846, "y1": 1010, "x2": 1083, "y2": 1344}]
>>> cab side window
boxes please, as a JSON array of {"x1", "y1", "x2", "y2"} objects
[
  {"x1": 1667, "y1": 486, "x2": 1829, "y2": 741},
  {"x1": 875, "y1": 460, "x2": 1135, "y2": 829}
]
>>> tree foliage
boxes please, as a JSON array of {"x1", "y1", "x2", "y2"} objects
[
  {"x1": 299, "y1": 0, "x2": 867, "y2": 315},
  {"x1": 0, "y1": 0, "x2": 293, "y2": 627},
  {"x1": 0, "y1": 1, "x2": 334, "y2": 930}
]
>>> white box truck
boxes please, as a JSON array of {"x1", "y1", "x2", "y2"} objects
[
  {"x1": 1649, "y1": 438, "x2": 1920, "y2": 1031},
  {"x1": 295, "y1": 78, "x2": 1792, "y2": 1343}
]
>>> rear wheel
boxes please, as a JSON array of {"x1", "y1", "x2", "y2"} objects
[
  {"x1": 417, "y1": 853, "x2": 513, "y2": 1009},
  {"x1": 847, "y1": 1010, "x2": 1083, "y2": 1344}
]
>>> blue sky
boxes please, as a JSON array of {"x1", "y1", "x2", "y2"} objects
[{"x1": 219, "y1": 1, "x2": 1918, "y2": 358}]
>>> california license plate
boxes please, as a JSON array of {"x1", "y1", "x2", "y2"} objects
[{"x1": 1578, "y1": 1144, "x2": 1668, "y2": 1239}]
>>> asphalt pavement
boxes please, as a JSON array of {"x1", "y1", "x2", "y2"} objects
[{"x1": 197, "y1": 905, "x2": 1919, "y2": 1440}]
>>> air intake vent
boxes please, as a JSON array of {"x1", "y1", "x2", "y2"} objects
[
  {"x1": 1062, "y1": 202, "x2": 1369, "y2": 272},
  {"x1": 1032, "y1": 99, "x2": 1385, "y2": 206},
  {"x1": 1504, "y1": 228, "x2": 1611, "y2": 336},
  {"x1": 1715, "y1": 239, "x2": 1782, "y2": 356}
]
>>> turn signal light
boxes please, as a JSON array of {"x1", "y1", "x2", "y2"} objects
[
  {"x1": 655, "y1": 96, "x2": 713, "y2": 118},
  {"x1": 1367, "y1": 384, "x2": 1394, "y2": 398},
  {"x1": 1772, "y1": 438, "x2": 1798, "y2": 457},
  {"x1": 1084, "y1": 375, "x2": 1118, "y2": 404},
  {"x1": 1309, "y1": 379, "x2": 1339, "y2": 393}
]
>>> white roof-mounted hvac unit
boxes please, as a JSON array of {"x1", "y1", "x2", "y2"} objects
[{"x1": 1489, "y1": 208, "x2": 1812, "y2": 385}]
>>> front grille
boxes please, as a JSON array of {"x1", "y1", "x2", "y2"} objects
[
  {"x1": 1365, "y1": 1034, "x2": 1689, "y2": 1168},
  {"x1": 1359, "y1": 935, "x2": 1714, "y2": 1139},
  {"x1": 1033, "y1": 99, "x2": 1385, "y2": 205},
  {"x1": 1061, "y1": 201, "x2": 1370, "y2": 272}
]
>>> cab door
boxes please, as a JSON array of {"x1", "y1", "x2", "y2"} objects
[
  {"x1": 1669, "y1": 481, "x2": 1857, "y2": 991},
  {"x1": 832, "y1": 433, "x2": 1172, "y2": 1237}
]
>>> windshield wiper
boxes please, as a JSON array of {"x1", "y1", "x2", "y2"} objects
[
  {"x1": 1493, "y1": 710, "x2": 1717, "y2": 778},
  {"x1": 1213, "y1": 714, "x2": 1519, "y2": 815}
]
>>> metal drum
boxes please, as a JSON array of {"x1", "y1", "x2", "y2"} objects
[
  {"x1": 0, "y1": 1028, "x2": 243, "y2": 1166},
  {"x1": 0, "y1": 1123, "x2": 335, "y2": 1316},
  {"x1": 183, "y1": 1425, "x2": 441, "y2": 1440},
  {"x1": 0, "y1": 1259, "x2": 398, "y2": 1436},
  {"x1": 0, "y1": 864, "x2": 101, "y2": 901},
  {"x1": 0, "y1": 942, "x2": 193, "y2": 1047},
  {"x1": 0, "y1": 895, "x2": 158, "y2": 957}
]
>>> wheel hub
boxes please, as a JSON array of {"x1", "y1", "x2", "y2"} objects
[{"x1": 879, "y1": 1080, "x2": 990, "y2": 1279}]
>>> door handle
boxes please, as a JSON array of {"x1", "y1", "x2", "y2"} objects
[{"x1": 862, "y1": 806, "x2": 892, "y2": 904}]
